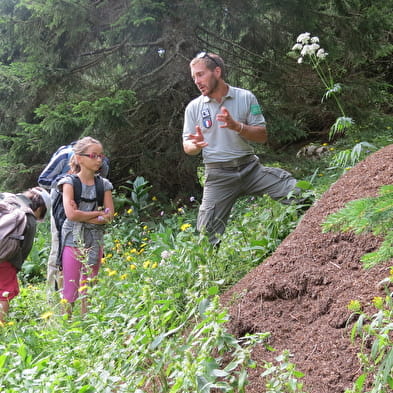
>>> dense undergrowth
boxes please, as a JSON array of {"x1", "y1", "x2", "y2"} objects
[{"x1": 1, "y1": 122, "x2": 393, "y2": 392}]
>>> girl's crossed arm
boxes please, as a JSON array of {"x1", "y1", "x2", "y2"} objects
[{"x1": 63, "y1": 183, "x2": 113, "y2": 224}]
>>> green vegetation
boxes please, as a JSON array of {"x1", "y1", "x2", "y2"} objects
[
  {"x1": 0, "y1": 0, "x2": 392, "y2": 200},
  {"x1": 323, "y1": 184, "x2": 393, "y2": 268},
  {"x1": 1, "y1": 179, "x2": 303, "y2": 392},
  {"x1": 346, "y1": 283, "x2": 393, "y2": 393},
  {"x1": 0, "y1": 0, "x2": 393, "y2": 390},
  {"x1": 1, "y1": 125, "x2": 392, "y2": 392}
]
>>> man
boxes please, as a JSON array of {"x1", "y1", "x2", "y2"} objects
[
  {"x1": 183, "y1": 52, "x2": 302, "y2": 246},
  {"x1": 38, "y1": 142, "x2": 109, "y2": 295}
]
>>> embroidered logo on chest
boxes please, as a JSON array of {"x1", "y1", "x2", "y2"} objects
[{"x1": 201, "y1": 108, "x2": 212, "y2": 128}]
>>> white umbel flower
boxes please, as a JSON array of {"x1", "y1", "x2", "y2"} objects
[
  {"x1": 317, "y1": 48, "x2": 328, "y2": 59},
  {"x1": 292, "y1": 43, "x2": 303, "y2": 51},
  {"x1": 296, "y1": 32, "x2": 310, "y2": 44}
]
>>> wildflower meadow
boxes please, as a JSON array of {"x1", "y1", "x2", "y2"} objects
[{"x1": 0, "y1": 175, "x2": 308, "y2": 393}]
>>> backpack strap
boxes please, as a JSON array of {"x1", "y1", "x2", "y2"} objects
[
  {"x1": 70, "y1": 174, "x2": 105, "y2": 208},
  {"x1": 94, "y1": 175, "x2": 105, "y2": 207},
  {"x1": 70, "y1": 175, "x2": 83, "y2": 205}
]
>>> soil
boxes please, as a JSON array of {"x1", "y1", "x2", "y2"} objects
[{"x1": 220, "y1": 144, "x2": 393, "y2": 393}]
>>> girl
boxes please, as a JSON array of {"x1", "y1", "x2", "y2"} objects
[{"x1": 58, "y1": 137, "x2": 114, "y2": 316}]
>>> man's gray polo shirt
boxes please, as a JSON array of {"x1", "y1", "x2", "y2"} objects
[{"x1": 183, "y1": 85, "x2": 266, "y2": 163}]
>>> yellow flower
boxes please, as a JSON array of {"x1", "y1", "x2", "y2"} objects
[
  {"x1": 60, "y1": 298, "x2": 68, "y2": 304},
  {"x1": 143, "y1": 225, "x2": 148, "y2": 230},
  {"x1": 152, "y1": 262, "x2": 158, "y2": 269},
  {"x1": 120, "y1": 274, "x2": 128, "y2": 280},
  {"x1": 127, "y1": 208, "x2": 133, "y2": 214},
  {"x1": 7, "y1": 321, "x2": 15, "y2": 326},
  {"x1": 138, "y1": 248, "x2": 145, "y2": 254},
  {"x1": 372, "y1": 296, "x2": 384, "y2": 310},
  {"x1": 40, "y1": 311, "x2": 54, "y2": 320},
  {"x1": 107, "y1": 270, "x2": 117, "y2": 277},
  {"x1": 129, "y1": 264, "x2": 137, "y2": 270},
  {"x1": 329, "y1": 147, "x2": 335, "y2": 151},
  {"x1": 152, "y1": 196, "x2": 157, "y2": 201},
  {"x1": 131, "y1": 248, "x2": 138, "y2": 254},
  {"x1": 322, "y1": 143, "x2": 329, "y2": 146},
  {"x1": 106, "y1": 253, "x2": 113, "y2": 259},
  {"x1": 143, "y1": 260, "x2": 151, "y2": 269},
  {"x1": 181, "y1": 223, "x2": 192, "y2": 231},
  {"x1": 101, "y1": 257, "x2": 106, "y2": 264},
  {"x1": 78, "y1": 285, "x2": 89, "y2": 292},
  {"x1": 126, "y1": 255, "x2": 133, "y2": 262},
  {"x1": 347, "y1": 299, "x2": 362, "y2": 312}
]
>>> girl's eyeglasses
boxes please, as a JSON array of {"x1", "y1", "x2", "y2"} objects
[{"x1": 78, "y1": 153, "x2": 105, "y2": 160}]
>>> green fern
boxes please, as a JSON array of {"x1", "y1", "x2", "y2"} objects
[{"x1": 322, "y1": 185, "x2": 393, "y2": 268}]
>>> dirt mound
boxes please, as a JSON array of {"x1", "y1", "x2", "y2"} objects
[{"x1": 220, "y1": 144, "x2": 393, "y2": 393}]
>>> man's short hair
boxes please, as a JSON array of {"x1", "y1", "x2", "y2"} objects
[{"x1": 190, "y1": 52, "x2": 226, "y2": 79}]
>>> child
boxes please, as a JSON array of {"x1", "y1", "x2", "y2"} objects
[
  {"x1": 0, "y1": 187, "x2": 51, "y2": 323},
  {"x1": 57, "y1": 137, "x2": 114, "y2": 316},
  {"x1": 38, "y1": 142, "x2": 110, "y2": 295}
]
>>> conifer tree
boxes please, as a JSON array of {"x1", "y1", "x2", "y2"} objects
[{"x1": 323, "y1": 185, "x2": 393, "y2": 267}]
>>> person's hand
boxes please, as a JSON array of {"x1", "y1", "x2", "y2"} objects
[
  {"x1": 216, "y1": 106, "x2": 240, "y2": 132},
  {"x1": 188, "y1": 125, "x2": 208, "y2": 149}
]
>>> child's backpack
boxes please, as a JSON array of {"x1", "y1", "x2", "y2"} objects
[
  {"x1": 0, "y1": 193, "x2": 34, "y2": 262},
  {"x1": 53, "y1": 175, "x2": 105, "y2": 267}
]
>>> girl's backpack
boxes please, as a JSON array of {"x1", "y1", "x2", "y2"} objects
[{"x1": 0, "y1": 193, "x2": 34, "y2": 262}]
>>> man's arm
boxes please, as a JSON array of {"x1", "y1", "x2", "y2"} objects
[
  {"x1": 216, "y1": 106, "x2": 268, "y2": 143},
  {"x1": 232, "y1": 122, "x2": 268, "y2": 143}
]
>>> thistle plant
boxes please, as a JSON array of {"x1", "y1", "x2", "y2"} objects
[{"x1": 291, "y1": 32, "x2": 354, "y2": 139}]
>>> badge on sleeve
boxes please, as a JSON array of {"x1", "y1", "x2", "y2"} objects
[
  {"x1": 251, "y1": 104, "x2": 262, "y2": 115},
  {"x1": 201, "y1": 108, "x2": 212, "y2": 128}
]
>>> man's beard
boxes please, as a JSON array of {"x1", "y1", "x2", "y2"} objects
[{"x1": 205, "y1": 77, "x2": 219, "y2": 96}]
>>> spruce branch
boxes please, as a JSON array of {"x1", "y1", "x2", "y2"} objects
[{"x1": 322, "y1": 185, "x2": 393, "y2": 267}]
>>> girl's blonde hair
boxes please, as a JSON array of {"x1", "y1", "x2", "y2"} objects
[{"x1": 70, "y1": 136, "x2": 102, "y2": 173}]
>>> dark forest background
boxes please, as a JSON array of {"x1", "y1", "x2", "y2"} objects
[{"x1": 0, "y1": 0, "x2": 392, "y2": 201}]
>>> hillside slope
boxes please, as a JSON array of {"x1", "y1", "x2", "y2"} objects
[{"x1": 220, "y1": 144, "x2": 393, "y2": 393}]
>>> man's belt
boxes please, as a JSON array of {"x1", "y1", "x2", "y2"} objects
[{"x1": 205, "y1": 155, "x2": 258, "y2": 169}]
